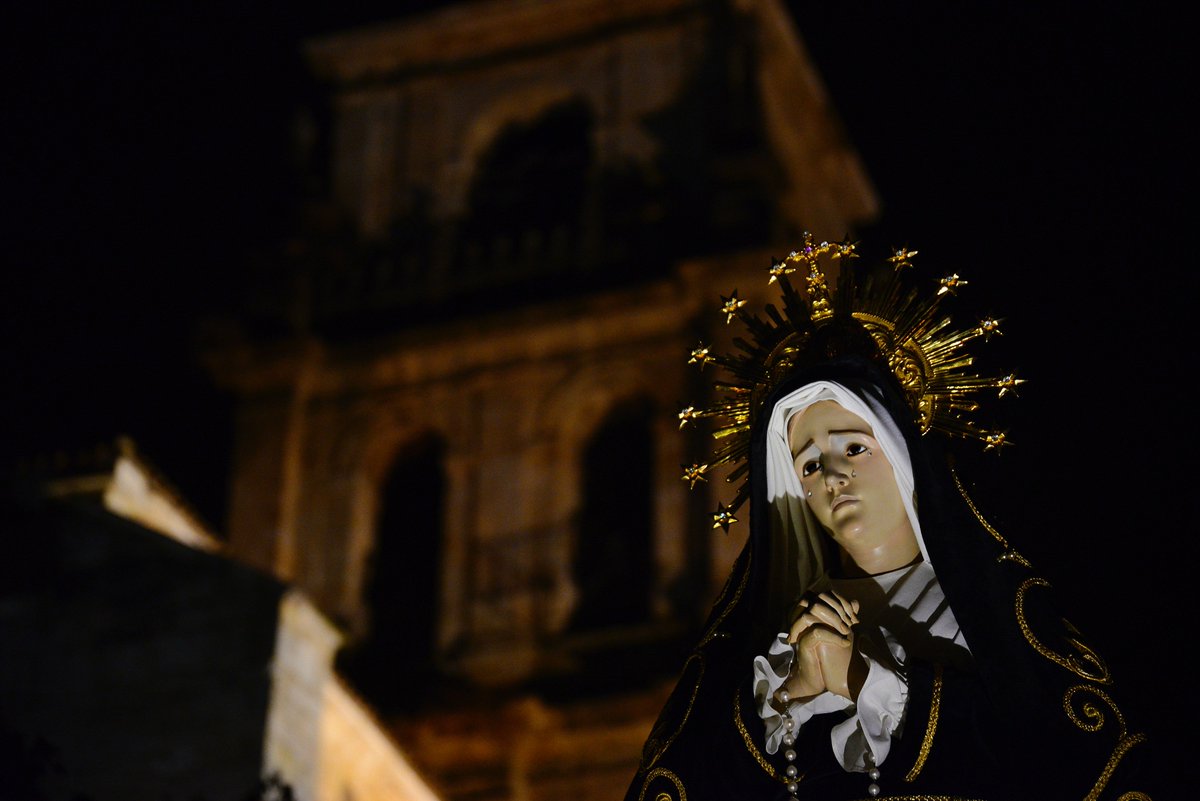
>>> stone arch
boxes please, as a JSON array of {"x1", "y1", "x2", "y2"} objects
[
  {"x1": 538, "y1": 365, "x2": 665, "y2": 632},
  {"x1": 569, "y1": 394, "x2": 657, "y2": 631},
  {"x1": 458, "y1": 85, "x2": 593, "y2": 193},
  {"x1": 452, "y1": 91, "x2": 599, "y2": 285},
  {"x1": 338, "y1": 419, "x2": 449, "y2": 714},
  {"x1": 538, "y1": 364, "x2": 655, "y2": 514}
]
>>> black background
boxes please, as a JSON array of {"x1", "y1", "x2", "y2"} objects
[{"x1": 5, "y1": 1, "x2": 1191, "y2": 792}]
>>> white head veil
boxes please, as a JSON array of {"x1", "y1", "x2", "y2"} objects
[{"x1": 762, "y1": 380, "x2": 930, "y2": 600}]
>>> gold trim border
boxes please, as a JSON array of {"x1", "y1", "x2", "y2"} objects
[
  {"x1": 698, "y1": 549, "x2": 751, "y2": 648},
  {"x1": 950, "y1": 469, "x2": 1031, "y2": 568},
  {"x1": 904, "y1": 664, "x2": 943, "y2": 782},
  {"x1": 1015, "y1": 577, "x2": 1112, "y2": 684},
  {"x1": 733, "y1": 686, "x2": 785, "y2": 782},
  {"x1": 637, "y1": 767, "x2": 687, "y2": 801},
  {"x1": 1084, "y1": 733, "x2": 1147, "y2": 801},
  {"x1": 643, "y1": 655, "x2": 705, "y2": 771}
]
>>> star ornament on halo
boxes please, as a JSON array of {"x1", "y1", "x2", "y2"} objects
[
  {"x1": 997, "y1": 374, "x2": 1025, "y2": 398},
  {"x1": 983, "y1": 431, "x2": 1011, "y2": 451},
  {"x1": 832, "y1": 238, "x2": 859, "y2": 260},
  {"x1": 977, "y1": 317, "x2": 1004, "y2": 341},
  {"x1": 712, "y1": 503, "x2": 738, "y2": 532},
  {"x1": 768, "y1": 258, "x2": 795, "y2": 284},
  {"x1": 937, "y1": 273, "x2": 969, "y2": 296},
  {"x1": 681, "y1": 463, "x2": 709, "y2": 489},
  {"x1": 689, "y1": 344, "x2": 712, "y2": 369},
  {"x1": 720, "y1": 290, "x2": 748, "y2": 324},
  {"x1": 678, "y1": 406, "x2": 699, "y2": 429},
  {"x1": 887, "y1": 247, "x2": 919, "y2": 271}
]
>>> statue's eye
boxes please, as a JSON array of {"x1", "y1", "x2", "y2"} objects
[
  {"x1": 846, "y1": 443, "x2": 868, "y2": 457},
  {"x1": 801, "y1": 460, "x2": 822, "y2": 477}
]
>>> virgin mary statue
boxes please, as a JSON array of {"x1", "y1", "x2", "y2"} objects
[{"x1": 625, "y1": 238, "x2": 1153, "y2": 800}]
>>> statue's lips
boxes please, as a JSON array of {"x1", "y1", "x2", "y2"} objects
[{"x1": 831, "y1": 495, "x2": 859, "y2": 512}]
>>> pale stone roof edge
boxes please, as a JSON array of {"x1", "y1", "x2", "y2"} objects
[{"x1": 101, "y1": 436, "x2": 225, "y2": 553}]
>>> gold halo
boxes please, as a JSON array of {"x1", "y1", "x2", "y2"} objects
[{"x1": 680, "y1": 235, "x2": 1020, "y2": 531}]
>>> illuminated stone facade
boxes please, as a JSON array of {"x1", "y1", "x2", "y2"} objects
[{"x1": 207, "y1": 0, "x2": 876, "y2": 798}]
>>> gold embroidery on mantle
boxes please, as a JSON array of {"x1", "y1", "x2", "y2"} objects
[
  {"x1": 1083, "y1": 732, "x2": 1147, "y2": 801},
  {"x1": 1061, "y1": 685, "x2": 1151, "y2": 801},
  {"x1": 1014, "y1": 577, "x2": 1111, "y2": 683},
  {"x1": 1064, "y1": 684, "x2": 1127, "y2": 738},
  {"x1": 637, "y1": 767, "x2": 687, "y2": 801},
  {"x1": 641, "y1": 654, "x2": 705, "y2": 770},
  {"x1": 733, "y1": 688, "x2": 786, "y2": 782},
  {"x1": 904, "y1": 664, "x2": 942, "y2": 782},
  {"x1": 698, "y1": 549, "x2": 750, "y2": 648},
  {"x1": 950, "y1": 468, "x2": 1031, "y2": 567}
]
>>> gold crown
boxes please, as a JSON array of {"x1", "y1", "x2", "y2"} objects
[{"x1": 681, "y1": 234, "x2": 1022, "y2": 532}]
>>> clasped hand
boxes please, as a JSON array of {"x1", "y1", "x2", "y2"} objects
[{"x1": 779, "y1": 591, "x2": 867, "y2": 704}]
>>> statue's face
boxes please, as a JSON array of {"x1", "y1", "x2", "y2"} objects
[{"x1": 788, "y1": 401, "x2": 915, "y2": 564}]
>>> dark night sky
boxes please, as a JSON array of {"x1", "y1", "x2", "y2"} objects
[
  {"x1": 5, "y1": 2, "x2": 1191, "y2": 509},
  {"x1": 4, "y1": 1, "x2": 1193, "y2": 785}
]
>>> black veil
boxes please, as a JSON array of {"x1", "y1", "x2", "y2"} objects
[{"x1": 626, "y1": 356, "x2": 1153, "y2": 800}]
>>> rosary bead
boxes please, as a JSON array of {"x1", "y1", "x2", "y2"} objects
[
  {"x1": 784, "y1": 748, "x2": 797, "y2": 762},
  {"x1": 868, "y1": 783, "x2": 880, "y2": 796},
  {"x1": 786, "y1": 765, "x2": 798, "y2": 778},
  {"x1": 782, "y1": 733, "x2": 795, "y2": 747},
  {"x1": 868, "y1": 768, "x2": 880, "y2": 780}
]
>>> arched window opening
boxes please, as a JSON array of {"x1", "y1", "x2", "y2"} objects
[
  {"x1": 569, "y1": 397, "x2": 655, "y2": 631},
  {"x1": 468, "y1": 98, "x2": 592, "y2": 231},
  {"x1": 337, "y1": 432, "x2": 446, "y2": 714},
  {"x1": 460, "y1": 98, "x2": 594, "y2": 286}
]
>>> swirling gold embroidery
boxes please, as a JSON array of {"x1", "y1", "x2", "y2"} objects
[
  {"x1": 950, "y1": 469, "x2": 1032, "y2": 568},
  {"x1": 1083, "y1": 733, "x2": 1147, "y2": 801},
  {"x1": 1061, "y1": 685, "x2": 1149, "y2": 800},
  {"x1": 642, "y1": 655, "x2": 705, "y2": 770},
  {"x1": 1064, "y1": 684, "x2": 1127, "y2": 738},
  {"x1": 904, "y1": 664, "x2": 942, "y2": 782},
  {"x1": 733, "y1": 687, "x2": 785, "y2": 781},
  {"x1": 1014, "y1": 577, "x2": 1111, "y2": 683},
  {"x1": 637, "y1": 767, "x2": 687, "y2": 801}
]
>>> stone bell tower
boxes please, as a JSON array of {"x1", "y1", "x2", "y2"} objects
[{"x1": 204, "y1": 0, "x2": 875, "y2": 797}]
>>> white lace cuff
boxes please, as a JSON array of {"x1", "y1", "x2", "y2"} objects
[
  {"x1": 829, "y1": 654, "x2": 908, "y2": 771},
  {"x1": 751, "y1": 633, "x2": 854, "y2": 754}
]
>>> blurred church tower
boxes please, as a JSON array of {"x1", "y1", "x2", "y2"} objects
[{"x1": 204, "y1": 0, "x2": 876, "y2": 797}]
